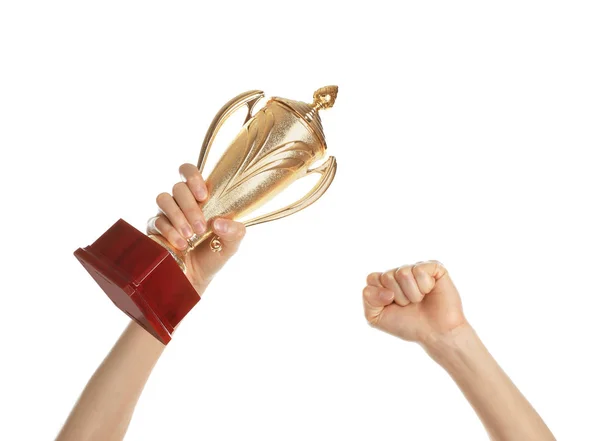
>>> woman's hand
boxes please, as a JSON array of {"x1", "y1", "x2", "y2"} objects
[
  {"x1": 362, "y1": 260, "x2": 467, "y2": 345},
  {"x1": 147, "y1": 163, "x2": 246, "y2": 295},
  {"x1": 363, "y1": 261, "x2": 556, "y2": 440}
]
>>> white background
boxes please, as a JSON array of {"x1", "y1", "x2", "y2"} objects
[{"x1": 1, "y1": 1, "x2": 599, "y2": 440}]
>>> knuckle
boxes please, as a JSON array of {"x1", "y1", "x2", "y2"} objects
[
  {"x1": 184, "y1": 205, "x2": 202, "y2": 220},
  {"x1": 429, "y1": 259, "x2": 444, "y2": 269},
  {"x1": 381, "y1": 272, "x2": 394, "y2": 285},
  {"x1": 412, "y1": 266, "x2": 426, "y2": 277},
  {"x1": 431, "y1": 260, "x2": 447, "y2": 277},
  {"x1": 395, "y1": 267, "x2": 412, "y2": 280}
]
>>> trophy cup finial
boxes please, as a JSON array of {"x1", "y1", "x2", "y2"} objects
[{"x1": 312, "y1": 85, "x2": 338, "y2": 111}]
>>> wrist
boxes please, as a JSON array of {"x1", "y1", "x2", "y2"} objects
[
  {"x1": 420, "y1": 323, "x2": 480, "y2": 369},
  {"x1": 125, "y1": 320, "x2": 167, "y2": 353},
  {"x1": 186, "y1": 271, "x2": 209, "y2": 297}
]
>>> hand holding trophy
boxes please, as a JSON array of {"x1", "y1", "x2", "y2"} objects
[
  {"x1": 147, "y1": 163, "x2": 248, "y2": 296},
  {"x1": 74, "y1": 86, "x2": 339, "y2": 344}
]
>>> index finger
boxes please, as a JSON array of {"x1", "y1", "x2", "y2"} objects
[
  {"x1": 179, "y1": 163, "x2": 208, "y2": 201},
  {"x1": 413, "y1": 260, "x2": 447, "y2": 280},
  {"x1": 411, "y1": 260, "x2": 447, "y2": 295}
]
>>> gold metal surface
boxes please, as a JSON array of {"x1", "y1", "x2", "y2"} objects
[
  {"x1": 149, "y1": 86, "x2": 338, "y2": 271},
  {"x1": 149, "y1": 234, "x2": 186, "y2": 269},
  {"x1": 196, "y1": 90, "x2": 265, "y2": 174},
  {"x1": 209, "y1": 237, "x2": 223, "y2": 252}
]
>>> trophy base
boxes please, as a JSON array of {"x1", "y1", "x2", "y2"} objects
[{"x1": 74, "y1": 219, "x2": 200, "y2": 344}]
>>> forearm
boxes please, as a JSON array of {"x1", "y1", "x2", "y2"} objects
[
  {"x1": 57, "y1": 320, "x2": 165, "y2": 441},
  {"x1": 424, "y1": 324, "x2": 555, "y2": 441}
]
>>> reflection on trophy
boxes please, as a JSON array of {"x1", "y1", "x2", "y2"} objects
[{"x1": 74, "y1": 86, "x2": 338, "y2": 344}]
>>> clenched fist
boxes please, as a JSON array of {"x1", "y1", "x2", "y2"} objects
[
  {"x1": 147, "y1": 163, "x2": 246, "y2": 296},
  {"x1": 363, "y1": 261, "x2": 467, "y2": 344}
]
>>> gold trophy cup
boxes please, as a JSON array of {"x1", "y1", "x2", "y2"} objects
[{"x1": 74, "y1": 86, "x2": 338, "y2": 344}]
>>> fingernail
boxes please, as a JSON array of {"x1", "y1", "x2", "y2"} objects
[
  {"x1": 214, "y1": 219, "x2": 229, "y2": 234},
  {"x1": 181, "y1": 225, "x2": 193, "y2": 238},
  {"x1": 193, "y1": 220, "x2": 206, "y2": 234},
  {"x1": 195, "y1": 186, "x2": 207, "y2": 201},
  {"x1": 176, "y1": 238, "x2": 188, "y2": 250}
]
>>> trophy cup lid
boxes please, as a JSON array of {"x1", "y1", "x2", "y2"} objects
[{"x1": 272, "y1": 85, "x2": 338, "y2": 148}]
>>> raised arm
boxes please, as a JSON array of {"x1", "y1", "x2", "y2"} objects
[
  {"x1": 56, "y1": 321, "x2": 165, "y2": 441},
  {"x1": 57, "y1": 164, "x2": 246, "y2": 441},
  {"x1": 362, "y1": 261, "x2": 555, "y2": 441}
]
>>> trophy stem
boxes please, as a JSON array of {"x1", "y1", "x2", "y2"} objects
[
  {"x1": 148, "y1": 227, "x2": 218, "y2": 273},
  {"x1": 148, "y1": 234, "x2": 189, "y2": 273}
]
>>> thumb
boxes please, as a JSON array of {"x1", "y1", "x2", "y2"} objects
[
  {"x1": 190, "y1": 218, "x2": 246, "y2": 286},
  {"x1": 212, "y1": 218, "x2": 246, "y2": 258},
  {"x1": 363, "y1": 285, "x2": 395, "y2": 326}
]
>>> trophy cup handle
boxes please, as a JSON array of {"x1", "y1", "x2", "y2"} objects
[
  {"x1": 197, "y1": 90, "x2": 265, "y2": 173},
  {"x1": 243, "y1": 156, "x2": 337, "y2": 227}
]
